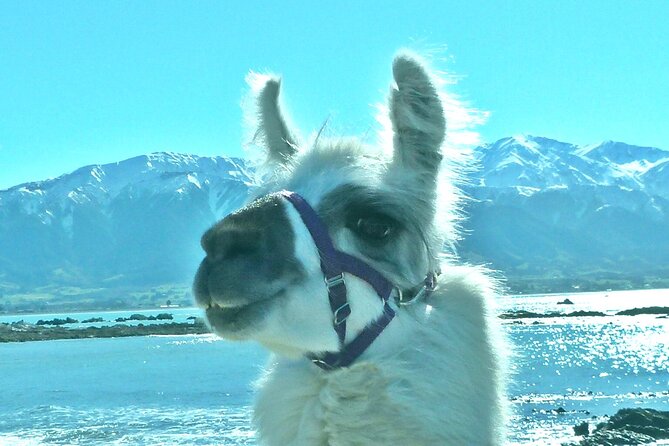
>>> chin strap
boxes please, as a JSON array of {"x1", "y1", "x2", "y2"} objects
[{"x1": 280, "y1": 190, "x2": 439, "y2": 371}]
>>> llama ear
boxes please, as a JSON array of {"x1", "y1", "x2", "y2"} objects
[
  {"x1": 249, "y1": 74, "x2": 299, "y2": 165},
  {"x1": 388, "y1": 54, "x2": 445, "y2": 180}
]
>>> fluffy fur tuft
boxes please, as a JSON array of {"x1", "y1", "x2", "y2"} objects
[
  {"x1": 254, "y1": 266, "x2": 508, "y2": 445},
  {"x1": 197, "y1": 51, "x2": 508, "y2": 446}
]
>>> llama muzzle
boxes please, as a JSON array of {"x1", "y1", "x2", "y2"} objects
[{"x1": 193, "y1": 193, "x2": 304, "y2": 312}]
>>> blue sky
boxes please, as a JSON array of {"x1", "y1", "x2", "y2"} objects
[{"x1": 1, "y1": 0, "x2": 668, "y2": 189}]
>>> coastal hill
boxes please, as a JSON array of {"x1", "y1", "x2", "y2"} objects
[{"x1": 1, "y1": 136, "x2": 668, "y2": 312}]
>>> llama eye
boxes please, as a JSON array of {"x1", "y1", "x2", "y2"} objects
[{"x1": 354, "y1": 216, "x2": 395, "y2": 241}]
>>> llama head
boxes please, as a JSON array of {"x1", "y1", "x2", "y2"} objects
[{"x1": 193, "y1": 53, "x2": 461, "y2": 358}]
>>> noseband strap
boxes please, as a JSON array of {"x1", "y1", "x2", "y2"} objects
[{"x1": 280, "y1": 190, "x2": 437, "y2": 370}]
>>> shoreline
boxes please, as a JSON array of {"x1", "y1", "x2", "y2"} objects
[
  {"x1": 0, "y1": 321, "x2": 210, "y2": 343},
  {"x1": 3, "y1": 305, "x2": 668, "y2": 343},
  {"x1": 3, "y1": 288, "x2": 668, "y2": 318}
]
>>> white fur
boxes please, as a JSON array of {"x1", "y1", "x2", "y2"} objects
[
  {"x1": 254, "y1": 267, "x2": 507, "y2": 445},
  {"x1": 213, "y1": 51, "x2": 508, "y2": 445}
]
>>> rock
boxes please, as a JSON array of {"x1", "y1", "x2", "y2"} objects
[
  {"x1": 499, "y1": 309, "x2": 606, "y2": 319},
  {"x1": 558, "y1": 298, "x2": 575, "y2": 305},
  {"x1": 574, "y1": 421, "x2": 589, "y2": 436},
  {"x1": 499, "y1": 310, "x2": 558, "y2": 319},
  {"x1": 82, "y1": 317, "x2": 104, "y2": 323},
  {"x1": 191, "y1": 317, "x2": 207, "y2": 327},
  {"x1": 616, "y1": 306, "x2": 669, "y2": 316},
  {"x1": 0, "y1": 321, "x2": 211, "y2": 342},
  {"x1": 35, "y1": 317, "x2": 79, "y2": 326},
  {"x1": 114, "y1": 313, "x2": 173, "y2": 322},
  {"x1": 565, "y1": 310, "x2": 606, "y2": 317},
  {"x1": 116, "y1": 313, "x2": 151, "y2": 322},
  {"x1": 604, "y1": 408, "x2": 669, "y2": 439},
  {"x1": 9, "y1": 321, "x2": 33, "y2": 331},
  {"x1": 576, "y1": 429, "x2": 656, "y2": 445},
  {"x1": 571, "y1": 408, "x2": 669, "y2": 445}
]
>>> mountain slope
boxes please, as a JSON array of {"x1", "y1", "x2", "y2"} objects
[
  {"x1": 0, "y1": 153, "x2": 254, "y2": 299},
  {"x1": 460, "y1": 135, "x2": 669, "y2": 292},
  {"x1": 1, "y1": 136, "x2": 668, "y2": 310}
]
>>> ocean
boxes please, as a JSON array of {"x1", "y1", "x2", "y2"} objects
[{"x1": 1, "y1": 289, "x2": 668, "y2": 445}]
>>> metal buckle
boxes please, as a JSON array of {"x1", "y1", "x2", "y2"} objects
[
  {"x1": 325, "y1": 273, "x2": 345, "y2": 289},
  {"x1": 398, "y1": 286, "x2": 425, "y2": 306},
  {"x1": 397, "y1": 272, "x2": 439, "y2": 306},
  {"x1": 311, "y1": 358, "x2": 333, "y2": 370},
  {"x1": 425, "y1": 272, "x2": 438, "y2": 292},
  {"x1": 333, "y1": 302, "x2": 351, "y2": 325},
  {"x1": 391, "y1": 287, "x2": 403, "y2": 303}
]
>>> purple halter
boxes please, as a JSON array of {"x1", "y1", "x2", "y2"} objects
[{"x1": 280, "y1": 190, "x2": 438, "y2": 370}]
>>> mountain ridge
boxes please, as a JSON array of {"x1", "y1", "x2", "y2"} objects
[{"x1": 2, "y1": 136, "x2": 668, "y2": 312}]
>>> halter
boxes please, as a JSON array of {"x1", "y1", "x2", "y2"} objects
[{"x1": 280, "y1": 190, "x2": 438, "y2": 370}]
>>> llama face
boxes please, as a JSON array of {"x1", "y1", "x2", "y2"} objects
[{"x1": 193, "y1": 54, "x2": 448, "y2": 357}]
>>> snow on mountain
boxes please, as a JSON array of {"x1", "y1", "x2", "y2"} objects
[
  {"x1": 1, "y1": 152, "x2": 254, "y2": 215},
  {"x1": 1, "y1": 137, "x2": 668, "y2": 296},
  {"x1": 473, "y1": 135, "x2": 669, "y2": 198},
  {"x1": 461, "y1": 136, "x2": 669, "y2": 290},
  {"x1": 642, "y1": 159, "x2": 669, "y2": 200},
  {"x1": 576, "y1": 140, "x2": 669, "y2": 165},
  {"x1": 0, "y1": 153, "x2": 256, "y2": 289}
]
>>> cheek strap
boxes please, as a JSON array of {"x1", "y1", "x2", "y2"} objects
[{"x1": 280, "y1": 190, "x2": 436, "y2": 370}]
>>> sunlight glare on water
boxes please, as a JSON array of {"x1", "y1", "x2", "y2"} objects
[{"x1": 1, "y1": 290, "x2": 668, "y2": 445}]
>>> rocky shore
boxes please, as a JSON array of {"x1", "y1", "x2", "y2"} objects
[
  {"x1": 0, "y1": 318, "x2": 210, "y2": 343},
  {"x1": 565, "y1": 408, "x2": 669, "y2": 445},
  {"x1": 500, "y1": 306, "x2": 669, "y2": 320},
  {"x1": 4, "y1": 305, "x2": 668, "y2": 342}
]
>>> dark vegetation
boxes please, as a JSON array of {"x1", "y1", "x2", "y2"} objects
[{"x1": 0, "y1": 283, "x2": 193, "y2": 314}]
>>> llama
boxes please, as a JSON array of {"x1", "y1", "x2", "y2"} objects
[{"x1": 193, "y1": 52, "x2": 508, "y2": 445}]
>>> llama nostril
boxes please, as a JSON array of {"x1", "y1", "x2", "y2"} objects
[
  {"x1": 224, "y1": 231, "x2": 262, "y2": 259},
  {"x1": 206, "y1": 228, "x2": 263, "y2": 261}
]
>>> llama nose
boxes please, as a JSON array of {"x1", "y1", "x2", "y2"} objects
[
  {"x1": 201, "y1": 227, "x2": 263, "y2": 261},
  {"x1": 200, "y1": 192, "x2": 291, "y2": 264}
]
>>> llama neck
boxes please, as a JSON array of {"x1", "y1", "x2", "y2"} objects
[{"x1": 253, "y1": 266, "x2": 508, "y2": 445}]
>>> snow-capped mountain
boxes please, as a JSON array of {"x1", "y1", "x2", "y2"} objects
[
  {"x1": 1, "y1": 136, "x2": 668, "y2": 299},
  {"x1": 642, "y1": 158, "x2": 669, "y2": 200},
  {"x1": 0, "y1": 153, "x2": 255, "y2": 291},
  {"x1": 473, "y1": 135, "x2": 669, "y2": 195},
  {"x1": 1, "y1": 152, "x2": 253, "y2": 218},
  {"x1": 460, "y1": 135, "x2": 669, "y2": 292}
]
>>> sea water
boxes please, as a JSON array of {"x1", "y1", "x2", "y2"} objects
[{"x1": 1, "y1": 290, "x2": 668, "y2": 445}]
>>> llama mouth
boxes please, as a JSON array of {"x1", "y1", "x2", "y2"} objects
[
  {"x1": 204, "y1": 287, "x2": 280, "y2": 311},
  {"x1": 204, "y1": 294, "x2": 278, "y2": 337}
]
